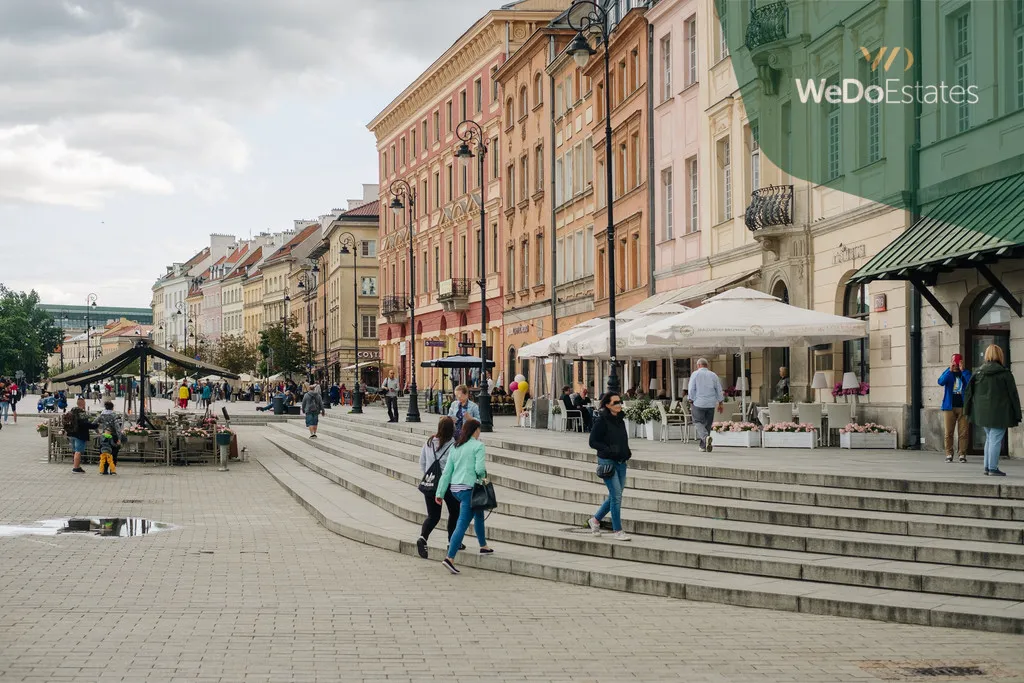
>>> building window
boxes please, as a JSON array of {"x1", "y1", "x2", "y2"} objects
[
  {"x1": 446, "y1": 100, "x2": 453, "y2": 133},
  {"x1": 564, "y1": 234, "x2": 574, "y2": 281},
  {"x1": 616, "y1": 142, "x2": 627, "y2": 198},
  {"x1": 632, "y1": 133, "x2": 641, "y2": 189},
  {"x1": 555, "y1": 82, "x2": 564, "y2": 118},
  {"x1": 718, "y1": 4, "x2": 729, "y2": 60},
  {"x1": 596, "y1": 83, "x2": 604, "y2": 121},
  {"x1": 596, "y1": 159, "x2": 605, "y2": 208},
  {"x1": 519, "y1": 86, "x2": 528, "y2": 119},
  {"x1": 433, "y1": 247, "x2": 439, "y2": 291},
  {"x1": 843, "y1": 282, "x2": 869, "y2": 385},
  {"x1": 447, "y1": 164, "x2": 453, "y2": 202},
  {"x1": 422, "y1": 250, "x2": 428, "y2": 292},
  {"x1": 360, "y1": 277, "x2": 377, "y2": 296},
  {"x1": 490, "y1": 66, "x2": 498, "y2": 101},
  {"x1": 520, "y1": 154, "x2": 528, "y2": 199},
  {"x1": 506, "y1": 97, "x2": 515, "y2": 125},
  {"x1": 506, "y1": 163, "x2": 515, "y2": 205},
  {"x1": 534, "y1": 73, "x2": 544, "y2": 106},
  {"x1": 584, "y1": 136, "x2": 594, "y2": 188},
  {"x1": 574, "y1": 229, "x2": 584, "y2": 280},
  {"x1": 433, "y1": 171, "x2": 440, "y2": 208},
  {"x1": 422, "y1": 179, "x2": 428, "y2": 216},
  {"x1": 361, "y1": 314, "x2": 377, "y2": 339},
  {"x1": 583, "y1": 226, "x2": 594, "y2": 275},
  {"x1": 474, "y1": 78, "x2": 482, "y2": 113},
  {"x1": 661, "y1": 167, "x2": 674, "y2": 240},
  {"x1": 825, "y1": 81, "x2": 841, "y2": 180},
  {"x1": 491, "y1": 137, "x2": 499, "y2": 179},
  {"x1": 422, "y1": 120, "x2": 428, "y2": 148},
  {"x1": 953, "y1": 11, "x2": 971, "y2": 133},
  {"x1": 574, "y1": 143, "x2": 584, "y2": 196},
  {"x1": 506, "y1": 245, "x2": 515, "y2": 291},
  {"x1": 631, "y1": 48, "x2": 640, "y2": 93},
  {"x1": 686, "y1": 16, "x2": 698, "y2": 85},
  {"x1": 360, "y1": 240, "x2": 377, "y2": 257},
  {"x1": 461, "y1": 164, "x2": 468, "y2": 196},
  {"x1": 433, "y1": 111, "x2": 439, "y2": 140},
  {"x1": 748, "y1": 121, "x2": 760, "y2": 192},
  {"x1": 660, "y1": 35, "x2": 672, "y2": 101},
  {"x1": 492, "y1": 224, "x2": 498, "y2": 272},
  {"x1": 536, "y1": 235, "x2": 544, "y2": 285},
  {"x1": 555, "y1": 155, "x2": 564, "y2": 205},
  {"x1": 400, "y1": 137, "x2": 406, "y2": 166},
  {"x1": 865, "y1": 66, "x2": 882, "y2": 164},
  {"x1": 521, "y1": 239, "x2": 529, "y2": 289},
  {"x1": 718, "y1": 137, "x2": 732, "y2": 221},
  {"x1": 535, "y1": 145, "x2": 544, "y2": 192}
]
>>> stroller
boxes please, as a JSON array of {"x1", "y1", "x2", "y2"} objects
[{"x1": 38, "y1": 395, "x2": 57, "y2": 413}]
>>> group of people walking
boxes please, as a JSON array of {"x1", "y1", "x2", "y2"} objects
[{"x1": 0, "y1": 377, "x2": 21, "y2": 426}]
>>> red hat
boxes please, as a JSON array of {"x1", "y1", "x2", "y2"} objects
[{"x1": 952, "y1": 353, "x2": 963, "y2": 365}]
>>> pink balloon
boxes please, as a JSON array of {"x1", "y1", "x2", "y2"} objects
[{"x1": 509, "y1": 381, "x2": 519, "y2": 392}]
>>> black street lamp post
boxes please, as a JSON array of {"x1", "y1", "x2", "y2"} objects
[
  {"x1": 454, "y1": 119, "x2": 493, "y2": 432},
  {"x1": 388, "y1": 179, "x2": 420, "y2": 422},
  {"x1": 85, "y1": 293, "x2": 98, "y2": 363},
  {"x1": 567, "y1": 0, "x2": 620, "y2": 395},
  {"x1": 297, "y1": 267, "x2": 319, "y2": 383},
  {"x1": 58, "y1": 310, "x2": 67, "y2": 373},
  {"x1": 172, "y1": 301, "x2": 188, "y2": 355},
  {"x1": 337, "y1": 232, "x2": 363, "y2": 414},
  {"x1": 320, "y1": 253, "x2": 330, "y2": 400}
]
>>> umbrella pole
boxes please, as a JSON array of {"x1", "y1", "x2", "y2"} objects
[
  {"x1": 740, "y1": 345, "x2": 747, "y2": 420},
  {"x1": 670, "y1": 352, "x2": 676, "y2": 402}
]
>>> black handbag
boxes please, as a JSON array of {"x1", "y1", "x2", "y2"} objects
[
  {"x1": 596, "y1": 462, "x2": 615, "y2": 479},
  {"x1": 471, "y1": 479, "x2": 497, "y2": 511}
]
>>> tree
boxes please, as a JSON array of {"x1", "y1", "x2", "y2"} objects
[
  {"x1": 215, "y1": 335, "x2": 260, "y2": 375},
  {"x1": 258, "y1": 318, "x2": 308, "y2": 379},
  {"x1": 0, "y1": 285, "x2": 62, "y2": 381}
]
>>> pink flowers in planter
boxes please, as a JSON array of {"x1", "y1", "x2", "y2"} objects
[
  {"x1": 763, "y1": 422, "x2": 816, "y2": 433},
  {"x1": 712, "y1": 421, "x2": 759, "y2": 432},
  {"x1": 832, "y1": 381, "x2": 870, "y2": 398},
  {"x1": 839, "y1": 422, "x2": 895, "y2": 434}
]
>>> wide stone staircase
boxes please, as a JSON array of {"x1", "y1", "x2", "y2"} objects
[{"x1": 255, "y1": 412, "x2": 1024, "y2": 634}]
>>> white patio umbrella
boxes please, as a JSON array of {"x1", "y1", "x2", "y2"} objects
[
  {"x1": 628, "y1": 288, "x2": 870, "y2": 417},
  {"x1": 517, "y1": 317, "x2": 606, "y2": 358}
]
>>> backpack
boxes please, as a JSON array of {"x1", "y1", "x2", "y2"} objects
[
  {"x1": 418, "y1": 440, "x2": 451, "y2": 494},
  {"x1": 62, "y1": 409, "x2": 78, "y2": 432}
]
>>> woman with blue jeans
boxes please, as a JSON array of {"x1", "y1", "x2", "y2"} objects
[
  {"x1": 435, "y1": 417, "x2": 493, "y2": 574},
  {"x1": 587, "y1": 392, "x2": 632, "y2": 541},
  {"x1": 965, "y1": 344, "x2": 1021, "y2": 477}
]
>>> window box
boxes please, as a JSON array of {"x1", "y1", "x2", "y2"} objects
[
  {"x1": 711, "y1": 430, "x2": 761, "y2": 448},
  {"x1": 839, "y1": 431, "x2": 897, "y2": 450}
]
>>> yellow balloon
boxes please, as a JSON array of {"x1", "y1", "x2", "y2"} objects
[{"x1": 517, "y1": 381, "x2": 529, "y2": 394}]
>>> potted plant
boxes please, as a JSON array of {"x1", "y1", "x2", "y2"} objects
[
  {"x1": 838, "y1": 423, "x2": 897, "y2": 449},
  {"x1": 124, "y1": 424, "x2": 150, "y2": 446},
  {"x1": 641, "y1": 404, "x2": 663, "y2": 441},
  {"x1": 214, "y1": 424, "x2": 234, "y2": 446},
  {"x1": 624, "y1": 398, "x2": 649, "y2": 438},
  {"x1": 180, "y1": 426, "x2": 211, "y2": 451},
  {"x1": 36, "y1": 423, "x2": 49, "y2": 439},
  {"x1": 549, "y1": 403, "x2": 563, "y2": 431},
  {"x1": 762, "y1": 422, "x2": 817, "y2": 449},
  {"x1": 711, "y1": 421, "x2": 761, "y2": 448}
]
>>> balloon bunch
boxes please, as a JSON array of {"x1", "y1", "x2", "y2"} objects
[{"x1": 511, "y1": 373, "x2": 529, "y2": 419}]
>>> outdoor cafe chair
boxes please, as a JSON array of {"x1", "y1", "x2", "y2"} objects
[
  {"x1": 769, "y1": 402, "x2": 795, "y2": 427},
  {"x1": 797, "y1": 403, "x2": 825, "y2": 446},
  {"x1": 824, "y1": 403, "x2": 852, "y2": 446}
]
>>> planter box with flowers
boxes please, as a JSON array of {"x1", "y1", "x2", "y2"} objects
[
  {"x1": 179, "y1": 427, "x2": 212, "y2": 451},
  {"x1": 123, "y1": 424, "x2": 150, "y2": 446},
  {"x1": 711, "y1": 422, "x2": 761, "y2": 448},
  {"x1": 762, "y1": 423, "x2": 817, "y2": 449},
  {"x1": 215, "y1": 425, "x2": 234, "y2": 446},
  {"x1": 549, "y1": 404, "x2": 563, "y2": 431},
  {"x1": 36, "y1": 423, "x2": 50, "y2": 439},
  {"x1": 839, "y1": 423, "x2": 897, "y2": 449},
  {"x1": 625, "y1": 399, "x2": 659, "y2": 440}
]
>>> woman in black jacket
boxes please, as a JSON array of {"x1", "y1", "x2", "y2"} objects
[{"x1": 587, "y1": 392, "x2": 631, "y2": 541}]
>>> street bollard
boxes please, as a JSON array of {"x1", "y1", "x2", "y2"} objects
[{"x1": 218, "y1": 443, "x2": 229, "y2": 472}]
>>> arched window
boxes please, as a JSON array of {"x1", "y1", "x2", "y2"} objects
[
  {"x1": 968, "y1": 288, "x2": 1011, "y2": 368},
  {"x1": 843, "y1": 281, "x2": 870, "y2": 384},
  {"x1": 505, "y1": 97, "x2": 514, "y2": 125},
  {"x1": 519, "y1": 86, "x2": 528, "y2": 118},
  {"x1": 534, "y1": 73, "x2": 543, "y2": 105},
  {"x1": 507, "y1": 346, "x2": 517, "y2": 381}
]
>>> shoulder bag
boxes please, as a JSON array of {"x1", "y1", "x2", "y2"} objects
[
  {"x1": 471, "y1": 478, "x2": 498, "y2": 511},
  {"x1": 417, "y1": 441, "x2": 450, "y2": 494}
]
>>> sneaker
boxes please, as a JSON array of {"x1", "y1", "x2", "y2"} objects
[
  {"x1": 479, "y1": 547, "x2": 494, "y2": 554},
  {"x1": 442, "y1": 557, "x2": 460, "y2": 574},
  {"x1": 110, "y1": 472, "x2": 117, "y2": 476},
  {"x1": 100, "y1": 472, "x2": 109, "y2": 476},
  {"x1": 986, "y1": 469, "x2": 1007, "y2": 477},
  {"x1": 945, "y1": 455, "x2": 953, "y2": 462},
  {"x1": 705, "y1": 435, "x2": 713, "y2": 453},
  {"x1": 72, "y1": 467, "x2": 85, "y2": 473},
  {"x1": 612, "y1": 530, "x2": 632, "y2": 542},
  {"x1": 587, "y1": 517, "x2": 602, "y2": 535},
  {"x1": 416, "y1": 536, "x2": 428, "y2": 559}
]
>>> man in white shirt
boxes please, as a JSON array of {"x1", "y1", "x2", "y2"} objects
[
  {"x1": 687, "y1": 358, "x2": 725, "y2": 453},
  {"x1": 382, "y1": 370, "x2": 400, "y2": 423}
]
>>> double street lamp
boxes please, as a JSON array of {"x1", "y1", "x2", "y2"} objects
[
  {"x1": 387, "y1": 179, "x2": 421, "y2": 423},
  {"x1": 454, "y1": 119, "x2": 493, "y2": 432},
  {"x1": 567, "y1": 0, "x2": 621, "y2": 395},
  {"x1": 337, "y1": 231, "x2": 363, "y2": 414}
]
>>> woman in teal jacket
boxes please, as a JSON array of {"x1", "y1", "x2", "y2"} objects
[{"x1": 435, "y1": 417, "x2": 493, "y2": 573}]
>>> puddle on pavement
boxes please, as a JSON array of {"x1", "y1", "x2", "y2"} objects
[{"x1": 0, "y1": 517, "x2": 174, "y2": 538}]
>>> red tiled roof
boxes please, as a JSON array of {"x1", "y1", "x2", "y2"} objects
[
  {"x1": 223, "y1": 247, "x2": 263, "y2": 282},
  {"x1": 212, "y1": 255, "x2": 228, "y2": 267},
  {"x1": 183, "y1": 247, "x2": 210, "y2": 270},
  {"x1": 265, "y1": 223, "x2": 321, "y2": 263},
  {"x1": 341, "y1": 199, "x2": 380, "y2": 218},
  {"x1": 226, "y1": 244, "x2": 249, "y2": 264}
]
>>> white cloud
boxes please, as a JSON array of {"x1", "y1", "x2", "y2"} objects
[{"x1": 0, "y1": 125, "x2": 173, "y2": 209}]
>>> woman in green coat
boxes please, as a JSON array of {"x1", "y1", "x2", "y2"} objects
[
  {"x1": 964, "y1": 344, "x2": 1021, "y2": 476},
  {"x1": 435, "y1": 417, "x2": 493, "y2": 573}
]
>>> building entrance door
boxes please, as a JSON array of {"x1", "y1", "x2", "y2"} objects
[{"x1": 965, "y1": 289, "x2": 1012, "y2": 455}]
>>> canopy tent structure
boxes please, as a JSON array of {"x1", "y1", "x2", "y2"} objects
[
  {"x1": 516, "y1": 318, "x2": 606, "y2": 359},
  {"x1": 49, "y1": 339, "x2": 238, "y2": 427},
  {"x1": 628, "y1": 288, "x2": 870, "y2": 416},
  {"x1": 421, "y1": 355, "x2": 495, "y2": 369}
]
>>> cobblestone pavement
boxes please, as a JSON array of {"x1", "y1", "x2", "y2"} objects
[{"x1": 0, "y1": 421, "x2": 1021, "y2": 683}]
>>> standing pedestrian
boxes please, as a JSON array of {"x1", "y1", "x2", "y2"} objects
[
  {"x1": 0, "y1": 379, "x2": 11, "y2": 424},
  {"x1": 224, "y1": 381, "x2": 232, "y2": 402},
  {"x1": 586, "y1": 392, "x2": 632, "y2": 541},
  {"x1": 415, "y1": 416, "x2": 460, "y2": 559},
  {"x1": 938, "y1": 353, "x2": 971, "y2": 463},
  {"x1": 302, "y1": 384, "x2": 324, "y2": 438},
  {"x1": 201, "y1": 381, "x2": 212, "y2": 410},
  {"x1": 447, "y1": 384, "x2": 480, "y2": 437},
  {"x1": 64, "y1": 397, "x2": 96, "y2": 473},
  {"x1": 177, "y1": 381, "x2": 190, "y2": 410},
  {"x1": 965, "y1": 344, "x2": 1021, "y2": 477},
  {"x1": 382, "y1": 370, "x2": 400, "y2": 423},
  {"x1": 7, "y1": 380, "x2": 19, "y2": 424},
  {"x1": 687, "y1": 358, "x2": 725, "y2": 452},
  {"x1": 435, "y1": 417, "x2": 492, "y2": 574},
  {"x1": 329, "y1": 383, "x2": 340, "y2": 407}
]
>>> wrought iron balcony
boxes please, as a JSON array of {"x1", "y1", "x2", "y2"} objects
[
  {"x1": 745, "y1": 1, "x2": 789, "y2": 51},
  {"x1": 382, "y1": 294, "x2": 409, "y2": 323},
  {"x1": 438, "y1": 278, "x2": 472, "y2": 311},
  {"x1": 745, "y1": 185, "x2": 794, "y2": 232}
]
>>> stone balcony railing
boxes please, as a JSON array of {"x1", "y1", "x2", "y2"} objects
[
  {"x1": 381, "y1": 294, "x2": 409, "y2": 324},
  {"x1": 437, "y1": 278, "x2": 472, "y2": 312},
  {"x1": 744, "y1": 1, "x2": 789, "y2": 51}
]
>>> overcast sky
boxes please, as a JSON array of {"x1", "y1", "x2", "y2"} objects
[{"x1": 0, "y1": 0, "x2": 501, "y2": 308}]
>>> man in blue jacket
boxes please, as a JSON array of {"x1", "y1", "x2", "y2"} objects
[{"x1": 938, "y1": 353, "x2": 971, "y2": 462}]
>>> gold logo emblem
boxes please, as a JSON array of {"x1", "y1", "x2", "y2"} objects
[{"x1": 859, "y1": 46, "x2": 914, "y2": 72}]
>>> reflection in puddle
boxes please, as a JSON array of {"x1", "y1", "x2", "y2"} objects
[{"x1": 0, "y1": 518, "x2": 173, "y2": 538}]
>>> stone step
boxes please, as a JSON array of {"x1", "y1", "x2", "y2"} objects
[
  {"x1": 295, "y1": 422, "x2": 1024, "y2": 546},
  {"x1": 270, "y1": 423, "x2": 1024, "y2": 572},
  {"x1": 255, "y1": 435, "x2": 1024, "y2": 634},
  {"x1": 322, "y1": 417, "x2": 1024, "y2": 522}
]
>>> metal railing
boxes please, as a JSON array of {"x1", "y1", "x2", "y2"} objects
[
  {"x1": 437, "y1": 278, "x2": 472, "y2": 301},
  {"x1": 745, "y1": 1, "x2": 789, "y2": 51},
  {"x1": 381, "y1": 294, "x2": 409, "y2": 317},
  {"x1": 745, "y1": 185, "x2": 794, "y2": 231}
]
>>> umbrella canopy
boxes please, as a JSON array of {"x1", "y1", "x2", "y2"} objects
[
  {"x1": 237, "y1": 373, "x2": 258, "y2": 383},
  {"x1": 574, "y1": 303, "x2": 691, "y2": 360},
  {"x1": 517, "y1": 318, "x2": 606, "y2": 358},
  {"x1": 628, "y1": 287, "x2": 870, "y2": 416},
  {"x1": 421, "y1": 355, "x2": 495, "y2": 369}
]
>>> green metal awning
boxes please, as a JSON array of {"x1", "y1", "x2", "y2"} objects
[{"x1": 852, "y1": 173, "x2": 1024, "y2": 326}]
